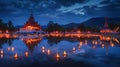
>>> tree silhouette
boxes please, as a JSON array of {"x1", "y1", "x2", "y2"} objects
[
  {"x1": 7, "y1": 20, "x2": 15, "y2": 31},
  {"x1": 46, "y1": 21, "x2": 64, "y2": 33}
]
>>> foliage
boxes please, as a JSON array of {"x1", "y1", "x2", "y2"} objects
[{"x1": 0, "y1": 19, "x2": 16, "y2": 32}]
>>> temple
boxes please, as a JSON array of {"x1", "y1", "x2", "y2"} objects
[
  {"x1": 100, "y1": 17, "x2": 113, "y2": 33},
  {"x1": 20, "y1": 13, "x2": 41, "y2": 31}
]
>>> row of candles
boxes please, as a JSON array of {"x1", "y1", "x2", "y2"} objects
[
  {"x1": 0, "y1": 46, "x2": 68, "y2": 61},
  {"x1": 0, "y1": 47, "x2": 29, "y2": 60},
  {"x1": 41, "y1": 46, "x2": 67, "y2": 61},
  {"x1": 0, "y1": 40, "x2": 116, "y2": 61}
]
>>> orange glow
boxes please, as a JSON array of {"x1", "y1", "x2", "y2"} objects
[
  {"x1": 63, "y1": 51, "x2": 67, "y2": 57},
  {"x1": 0, "y1": 54, "x2": 3, "y2": 58},
  {"x1": 11, "y1": 47, "x2": 14, "y2": 51},
  {"x1": 6, "y1": 30, "x2": 9, "y2": 33},
  {"x1": 25, "y1": 38, "x2": 42, "y2": 44},
  {"x1": 56, "y1": 53, "x2": 60, "y2": 61},
  {"x1": 42, "y1": 50, "x2": 45, "y2": 53},
  {"x1": 72, "y1": 47, "x2": 76, "y2": 51},
  {"x1": 79, "y1": 42, "x2": 83, "y2": 46},
  {"x1": 102, "y1": 44, "x2": 104, "y2": 48},
  {"x1": 25, "y1": 51, "x2": 29, "y2": 57},
  {"x1": 113, "y1": 38, "x2": 119, "y2": 44},
  {"x1": 100, "y1": 29, "x2": 113, "y2": 33},
  {"x1": 47, "y1": 49, "x2": 50, "y2": 55},
  {"x1": 95, "y1": 41, "x2": 98, "y2": 45},
  {"x1": 7, "y1": 47, "x2": 10, "y2": 51},
  {"x1": 72, "y1": 47, "x2": 76, "y2": 53},
  {"x1": 42, "y1": 46, "x2": 45, "y2": 50},
  {"x1": 0, "y1": 50, "x2": 3, "y2": 54},
  {"x1": 111, "y1": 43, "x2": 114, "y2": 47},
  {"x1": 14, "y1": 53, "x2": 18, "y2": 60},
  {"x1": 100, "y1": 36, "x2": 111, "y2": 41}
]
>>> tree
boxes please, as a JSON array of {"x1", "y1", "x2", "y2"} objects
[
  {"x1": 78, "y1": 23, "x2": 86, "y2": 31},
  {"x1": 46, "y1": 21, "x2": 64, "y2": 33},
  {"x1": 0, "y1": 19, "x2": 7, "y2": 31},
  {"x1": 7, "y1": 20, "x2": 15, "y2": 31}
]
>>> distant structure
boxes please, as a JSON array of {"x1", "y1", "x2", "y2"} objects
[
  {"x1": 20, "y1": 12, "x2": 41, "y2": 31},
  {"x1": 100, "y1": 17, "x2": 113, "y2": 33}
]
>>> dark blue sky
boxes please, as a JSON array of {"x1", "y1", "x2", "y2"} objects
[{"x1": 0, "y1": 0, "x2": 120, "y2": 26}]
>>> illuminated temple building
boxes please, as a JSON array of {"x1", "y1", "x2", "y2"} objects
[
  {"x1": 20, "y1": 13, "x2": 41, "y2": 31},
  {"x1": 100, "y1": 18, "x2": 113, "y2": 33}
]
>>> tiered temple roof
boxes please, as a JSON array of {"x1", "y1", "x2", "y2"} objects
[
  {"x1": 22, "y1": 13, "x2": 41, "y2": 31},
  {"x1": 100, "y1": 17, "x2": 113, "y2": 33}
]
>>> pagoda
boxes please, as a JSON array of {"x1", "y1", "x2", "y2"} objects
[
  {"x1": 20, "y1": 12, "x2": 41, "y2": 31},
  {"x1": 100, "y1": 17, "x2": 113, "y2": 33}
]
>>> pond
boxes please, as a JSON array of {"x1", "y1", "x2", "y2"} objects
[{"x1": 0, "y1": 36, "x2": 120, "y2": 67}]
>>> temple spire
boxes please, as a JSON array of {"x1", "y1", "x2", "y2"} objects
[
  {"x1": 104, "y1": 17, "x2": 109, "y2": 28},
  {"x1": 30, "y1": 9, "x2": 33, "y2": 17}
]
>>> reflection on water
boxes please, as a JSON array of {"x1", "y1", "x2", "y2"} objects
[{"x1": 0, "y1": 35, "x2": 120, "y2": 67}]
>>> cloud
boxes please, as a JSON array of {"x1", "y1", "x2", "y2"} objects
[
  {"x1": 57, "y1": 0, "x2": 104, "y2": 15},
  {"x1": 40, "y1": 13, "x2": 59, "y2": 19}
]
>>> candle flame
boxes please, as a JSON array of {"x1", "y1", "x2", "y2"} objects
[
  {"x1": 14, "y1": 53, "x2": 18, "y2": 60},
  {"x1": 56, "y1": 53, "x2": 60, "y2": 61},
  {"x1": 47, "y1": 49, "x2": 50, "y2": 55},
  {"x1": 63, "y1": 51, "x2": 67, "y2": 57},
  {"x1": 25, "y1": 51, "x2": 29, "y2": 57},
  {"x1": 12, "y1": 47, "x2": 14, "y2": 51},
  {"x1": 0, "y1": 50, "x2": 3, "y2": 54},
  {"x1": 42, "y1": 46, "x2": 45, "y2": 50}
]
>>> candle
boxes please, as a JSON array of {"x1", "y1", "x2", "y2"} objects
[
  {"x1": 56, "y1": 53, "x2": 60, "y2": 61},
  {"x1": 63, "y1": 51, "x2": 67, "y2": 57},
  {"x1": 14, "y1": 53, "x2": 18, "y2": 60},
  {"x1": 47, "y1": 49, "x2": 50, "y2": 55},
  {"x1": 25, "y1": 51, "x2": 29, "y2": 57},
  {"x1": 42, "y1": 46, "x2": 45, "y2": 50},
  {"x1": 12, "y1": 47, "x2": 14, "y2": 51}
]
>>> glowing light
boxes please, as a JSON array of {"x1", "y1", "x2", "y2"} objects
[
  {"x1": 7, "y1": 47, "x2": 10, "y2": 51},
  {"x1": 14, "y1": 53, "x2": 18, "y2": 60},
  {"x1": 0, "y1": 54, "x2": 3, "y2": 58},
  {"x1": 102, "y1": 44, "x2": 104, "y2": 48},
  {"x1": 95, "y1": 41, "x2": 98, "y2": 45},
  {"x1": 79, "y1": 42, "x2": 83, "y2": 46},
  {"x1": 56, "y1": 53, "x2": 60, "y2": 61},
  {"x1": 0, "y1": 50, "x2": 3, "y2": 54},
  {"x1": 6, "y1": 30, "x2": 9, "y2": 33},
  {"x1": 85, "y1": 40, "x2": 87, "y2": 45},
  {"x1": 42, "y1": 50, "x2": 45, "y2": 53},
  {"x1": 47, "y1": 49, "x2": 50, "y2": 55},
  {"x1": 63, "y1": 51, "x2": 67, "y2": 57},
  {"x1": 11, "y1": 47, "x2": 14, "y2": 51},
  {"x1": 72, "y1": 47, "x2": 76, "y2": 53},
  {"x1": 42, "y1": 46, "x2": 45, "y2": 50},
  {"x1": 73, "y1": 47, "x2": 76, "y2": 51},
  {"x1": 25, "y1": 51, "x2": 29, "y2": 57},
  {"x1": 111, "y1": 43, "x2": 114, "y2": 47}
]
